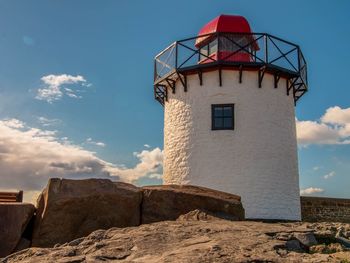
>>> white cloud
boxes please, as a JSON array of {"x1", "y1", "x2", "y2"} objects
[
  {"x1": 37, "y1": 117, "x2": 62, "y2": 127},
  {"x1": 66, "y1": 93, "x2": 82, "y2": 99},
  {"x1": 313, "y1": 166, "x2": 321, "y2": 171},
  {"x1": 323, "y1": 171, "x2": 336, "y2": 179},
  {"x1": 36, "y1": 74, "x2": 90, "y2": 103},
  {"x1": 296, "y1": 106, "x2": 350, "y2": 146},
  {"x1": 119, "y1": 148, "x2": 163, "y2": 182},
  {"x1": 144, "y1": 144, "x2": 150, "y2": 148},
  {"x1": 2, "y1": 118, "x2": 25, "y2": 129},
  {"x1": 296, "y1": 120, "x2": 341, "y2": 145},
  {"x1": 0, "y1": 118, "x2": 163, "y2": 203},
  {"x1": 300, "y1": 187, "x2": 325, "y2": 195},
  {"x1": 148, "y1": 173, "x2": 162, "y2": 180},
  {"x1": 321, "y1": 106, "x2": 350, "y2": 125},
  {"x1": 86, "y1": 138, "x2": 106, "y2": 147}
]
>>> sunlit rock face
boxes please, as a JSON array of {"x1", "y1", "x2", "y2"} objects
[
  {"x1": 31, "y1": 178, "x2": 142, "y2": 248},
  {"x1": 4, "y1": 219, "x2": 350, "y2": 262}
]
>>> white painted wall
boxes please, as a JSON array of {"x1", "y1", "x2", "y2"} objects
[{"x1": 163, "y1": 70, "x2": 301, "y2": 220}]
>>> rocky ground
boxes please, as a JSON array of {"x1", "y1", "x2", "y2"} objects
[{"x1": 2, "y1": 211, "x2": 350, "y2": 263}]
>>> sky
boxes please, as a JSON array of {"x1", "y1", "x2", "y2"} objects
[{"x1": 0, "y1": 0, "x2": 349, "y2": 203}]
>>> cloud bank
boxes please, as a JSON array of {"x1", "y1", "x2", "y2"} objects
[
  {"x1": 296, "y1": 106, "x2": 350, "y2": 145},
  {"x1": 300, "y1": 187, "x2": 325, "y2": 195},
  {"x1": 1, "y1": 105, "x2": 348, "y2": 202},
  {"x1": 0, "y1": 118, "x2": 163, "y2": 202},
  {"x1": 36, "y1": 74, "x2": 90, "y2": 103}
]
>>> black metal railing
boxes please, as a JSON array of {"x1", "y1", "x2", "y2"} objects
[{"x1": 154, "y1": 32, "x2": 308, "y2": 106}]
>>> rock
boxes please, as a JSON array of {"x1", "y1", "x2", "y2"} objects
[
  {"x1": 3, "y1": 221, "x2": 350, "y2": 262},
  {"x1": 335, "y1": 236, "x2": 350, "y2": 248},
  {"x1": 314, "y1": 230, "x2": 335, "y2": 239},
  {"x1": 13, "y1": 238, "x2": 31, "y2": 253},
  {"x1": 285, "y1": 240, "x2": 302, "y2": 252},
  {"x1": 310, "y1": 243, "x2": 345, "y2": 254},
  {"x1": 141, "y1": 185, "x2": 244, "y2": 224},
  {"x1": 275, "y1": 232, "x2": 292, "y2": 241},
  {"x1": 0, "y1": 203, "x2": 35, "y2": 257},
  {"x1": 293, "y1": 232, "x2": 318, "y2": 248},
  {"x1": 31, "y1": 178, "x2": 142, "y2": 248},
  {"x1": 177, "y1": 209, "x2": 226, "y2": 221},
  {"x1": 344, "y1": 231, "x2": 350, "y2": 238}
]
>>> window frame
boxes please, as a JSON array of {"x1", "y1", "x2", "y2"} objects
[{"x1": 211, "y1": 104, "x2": 235, "y2": 131}]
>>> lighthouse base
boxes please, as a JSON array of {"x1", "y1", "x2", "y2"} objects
[
  {"x1": 163, "y1": 70, "x2": 301, "y2": 221},
  {"x1": 163, "y1": 179, "x2": 301, "y2": 221}
]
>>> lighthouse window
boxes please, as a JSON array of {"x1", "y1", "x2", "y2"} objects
[
  {"x1": 219, "y1": 35, "x2": 250, "y2": 53},
  {"x1": 211, "y1": 104, "x2": 234, "y2": 130},
  {"x1": 199, "y1": 45, "x2": 208, "y2": 61},
  {"x1": 199, "y1": 39, "x2": 218, "y2": 61},
  {"x1": 208, "y1": 39, "x2": 218, "y2": 54}
]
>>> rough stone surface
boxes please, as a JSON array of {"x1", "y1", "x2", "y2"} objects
[
  {"x1": 0, "y1": 203, "x2": 35, "y2": 257},
  {"x1": 31, "y1": 178, "x2": 142, "y2": 248},
  {"x1": 307, "y1": 222, "x2": 350, "y2": 240},
  {"x1": 13, "y1": 239, "x2": 31, "y2": 254},
  {"x1": 293, "y1": 232, "x2": 318, "y2": 248},
  {"x1": 2, "y1": 216, "x2": 350, "y2": 263},
  {"x1": 285, "y1": 240, "x2": 302, "y2": 252},
  {"x1": 310, "y1": 243, "x2": 344, "y2": 254},
  {"x1": 141, "y1": 184, "x2": 244, "y2": 224},
  {"x1": 163, "y1": 70, "x2": 301, "y2": 220},
  {"x1": 301, "y1": 196, "x2": 350, "y2": 223},
  {"x1": 177, "y1": 209, "x2": 225, "y2": 222}
]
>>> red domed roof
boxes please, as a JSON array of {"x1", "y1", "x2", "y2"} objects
[
  {"x1": 195, "y1": 15, "x2": 255, "y2": 47},
  {"x1": 198, "y1": 15, "x2": 252, "y2": 35}
]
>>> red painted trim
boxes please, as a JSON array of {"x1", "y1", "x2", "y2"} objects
[{"x1": 195, "y1": 15, "x2": 253, "y2": 47}]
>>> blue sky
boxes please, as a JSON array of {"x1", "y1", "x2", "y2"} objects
[{"x1": 0, "y1": 0, "x2": 349, "y2": 201}]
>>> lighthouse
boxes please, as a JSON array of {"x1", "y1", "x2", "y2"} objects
[{"x1": 154, "y1": 15, "x2": 308, "y2": 220}]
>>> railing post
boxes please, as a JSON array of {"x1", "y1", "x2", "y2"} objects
[
  {"x1": 297, "y1": 47, "x2": 301, "y2": 73},
  {"x1": 264, "y1": 34, "x2": 268, "y2": 64},
  {"x1": 154, "y1": 59, "x2": 157, "y2": 82},
  {"x1": 175, "y1": 41, "x2": 178, "y2": 70},
  {"x1": 217, "y1": 32, "x2": 220, "y2": 62}
]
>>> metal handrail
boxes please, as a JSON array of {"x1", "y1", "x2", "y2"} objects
[{"x1": 154, "y1": 32, "x2": 308, "y2": 106}]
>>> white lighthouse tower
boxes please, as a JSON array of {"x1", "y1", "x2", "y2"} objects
[{"x1": 154, "y1": 15, "x2": 308, "y2": 220}]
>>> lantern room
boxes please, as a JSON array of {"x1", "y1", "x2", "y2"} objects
[
  {"x1": 154, "y1": 14, "x2": 308, "y2": 106},
  {"x1": 195, "y1": 15, "x2": 259, "y2": 63}
]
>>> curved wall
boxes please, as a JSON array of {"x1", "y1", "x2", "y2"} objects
[
  {"x1": 163, "y1": 70, "x2": 301, "y2": 220},
  {"x1": 164, "y1": 70, "x2": 300, "y2": 220}
]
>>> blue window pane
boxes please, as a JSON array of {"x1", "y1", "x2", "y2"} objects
[
  {"x1": 200, "y1": 45, "x2": 209, "y2": 61},
  {"x1": 209, "y1": 39, "x2": 218, "y2": 55},
  {"x1": 223, "y1": 107, "x2": 232, "y2": 117},
  {"x1": 212, "y1": 104, "x2": 234, "y2": 130},
  {"x1": 214, "y1": 107, "x2": 223, "y2": 117},
  {"x1": 214, "y1": 118, "x2": 223, "y2": 128},
  {"x1": 223, "y1": 118, "x2": 233, "y2": 128}
]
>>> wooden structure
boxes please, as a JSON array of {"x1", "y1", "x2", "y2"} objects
[{"x1": 0, "y1": 191, "x2": 23, "y2": 203}]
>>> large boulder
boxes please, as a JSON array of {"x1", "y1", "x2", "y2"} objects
[
  {"x1": 0, "y1": 203, "x2": 35, "y2": 257},
  {"x1": 31, "y1": 178, "x2": 142, "y2": 248},
  {"x1": 141, "y1": 185, "x2": 244, "y2": 224}
]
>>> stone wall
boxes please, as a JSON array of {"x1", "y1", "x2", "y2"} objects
[{"x1": 301, "y1": 196, "x2": 350, "y2": 223}]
